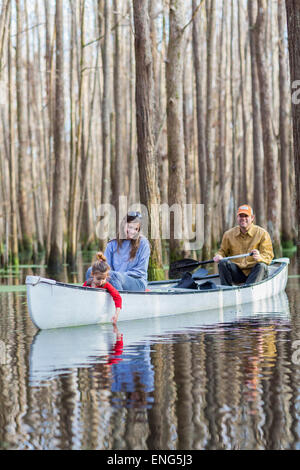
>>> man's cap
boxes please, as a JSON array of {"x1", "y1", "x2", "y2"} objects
[{"x1": 237, "y1": 204, "x2": 253, "y2": 216}]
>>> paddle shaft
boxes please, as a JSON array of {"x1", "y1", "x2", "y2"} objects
[{"x1": 171, "y1": 252, "x2": 253, "y2": 271}]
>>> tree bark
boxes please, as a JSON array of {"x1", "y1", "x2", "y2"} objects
[
  {"x1": 230, "y1": 0, "x2": 238, "y2": 216},
  {"x1": 112, "y1": 0, "x2": 124, "y2": 225},
  {"x1": 133, "y1": 0, "x2": 164, "y2": 280},
  {"x1": 192, "y1": 0, "x2": 206, "y2": 204},
  {"x1": 278, "y1": 0, "x2": 293, "y2": 244},
  {"x1": 100, "y1": 0, "x2": 112, "y2": 245},
  {"x1": 203, "y1": 0, "x2": 216, "y2": 258},
  {"x1": 16, "y1": 0, "x2": 32, "y2": 254},
  {"x1": 0, "y1": 0, "x2": 9, "y2": 73},
  {"x1": 286, "y1": 0, "x2": 300, "y2": 252},
  {"x1": 238, "y1": 1, "x2": 248, "y2": 203},
  {"x1": 7, "y1": 7, "x2": 18, "y2": 265},
  {"x1": 217, "y1": 0, "x2": 227, "y2": 229},
  {"x1": 67, "y1": 0, "x2": 85, "y2": 266},
  {"x1": 248, "y1": 0, "x2": 265, "y2": 226},
  {"x1": 255, "y1": 0, "x2": 281, "y2": 255},
  {"x1": 47, "y1": 0, "x2": 65, "y2": 271},
  {"x1": 166, "y1": 0, "x2": 187, "y2": 263}
]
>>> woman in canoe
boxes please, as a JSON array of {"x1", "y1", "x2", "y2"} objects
[
  {"x1": 83, "y1": 252, "x2": 122, "y2": 324},
  {"x1": 86, "y1": 211, "x2": 151, "y2": 292}
]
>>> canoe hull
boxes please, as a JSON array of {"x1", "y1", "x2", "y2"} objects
[{"x1": 26, "y1": 258, "x2": 289, "y2": 330}]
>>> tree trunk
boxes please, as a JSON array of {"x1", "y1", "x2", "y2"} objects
[
  {"x1": 7, "y1": 8, "x2": 18, "y2": 265},
  {"x1": 133, "y1": 0, "x2": 164, "y2": 281},
  {"x1": 255, "y1": 0, "x2": 281, "y2": 255},
  {"x1": 286, "y1": 0, "x2": 300, "y2": 253},
  {"x1": 100, "y1": 0, "x2": 112, "y2": 245},
  {"x1": 78, "y1": 43, "x2": 100, "y2": 249},
  {"x1": 113, "y1": 0, "x2": 124, "y2": 225},
  {"x1": 278, "y1": 0, "x2": 293, "y2": 244},
  {"x1": 166, "y1": 0, "x2": 187, "y2": 263},
  {"x1": 128, "y1": 0, "x2": 137, "y2": 205},
  {"x1": 203, "y1": 0, "x2": 216, "y2": 258},
  {"x1": 217, "y1": 0, "x2": 227, "y2": 229},
  {"x1": 183, "y1": 55, "x2": 193, "y2": 206},
  {"x1": 47, "y1": 0, "x2": 65, "y2": 271},
  {"x1": 238, "y1": 0, "x2": 248, "y2": 203},
  {"x1": 25, "y1": 1, "x2": 43, "y2": 254},
  {"x1": 44, "y1": 0, "x2": 55, "y2": 257},
  {"x1": 248, "y1": 0, "x2": 265, "y2": 227},
  {"x1": 192, "y1": 0, "x2": 206, "y2": 204},
  {"x1": 16, "y1": 0, "x2": 32, "y2": 254},
  {"x1": 0, "y1": 0, "x2": 9, "y2": 72},
  {"x1": 67, "y1": 0, "x2": 85, "y2": 266}
]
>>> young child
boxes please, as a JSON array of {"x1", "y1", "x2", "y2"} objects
[{"x1": 83, "y1": 252, "x2": 122, "y2": 324}]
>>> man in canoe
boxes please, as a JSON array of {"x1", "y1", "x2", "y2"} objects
[{"x1": 213, "y1": 204, "x2": 274, "y2": 286}]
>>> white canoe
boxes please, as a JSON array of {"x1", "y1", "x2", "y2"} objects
[
  {"x1": 26, "y1": 258, "x2": 289, "y2": 330},
  {"x1": 29, "y1": 291, "x2": 290, "y2": 386}
]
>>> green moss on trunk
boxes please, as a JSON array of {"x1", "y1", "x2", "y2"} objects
[
  {"x1": 272, "y1": 240, "x2": 282, "y2": 259},
  {"x1": 148, "y1": 258, "x2": 165, "y2": 281}
]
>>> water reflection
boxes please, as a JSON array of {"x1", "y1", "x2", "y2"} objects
[
  {"x1": 29, "y1": 293, "x2": 289, "y2": 386},
  {"x1": 1, "y1": 264, "x2": 300, "y2": 449}
]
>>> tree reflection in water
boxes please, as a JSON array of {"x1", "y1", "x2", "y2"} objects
[{"x1": 0, "y1": 276, "x2": 300, "y2": 449}]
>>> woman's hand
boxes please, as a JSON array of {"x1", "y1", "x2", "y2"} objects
[
  {"x1": 111, "y1": 307, "x2": 120, "y2": 324},
  {"x1": 213, "y1": 254, "x2": 223, "y2": 263}
]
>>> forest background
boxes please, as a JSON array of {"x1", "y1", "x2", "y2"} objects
[{"x1": 0, "y1": 0, "x2": 300, "y2": 280}]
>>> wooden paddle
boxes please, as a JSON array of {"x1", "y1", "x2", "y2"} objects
[{"x1": 170, "y1": 252, "x2": 253, "y2": 273}]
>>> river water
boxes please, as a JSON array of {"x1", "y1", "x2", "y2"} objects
[{"x1": 0, "y1": 256, "x2": 300, "y2": 450}]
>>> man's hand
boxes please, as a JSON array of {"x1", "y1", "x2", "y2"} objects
[
  {"x1": 251, "y1": 249, "x2": 261, "y2": 261},
  {"x1": 213, "y1": 254, "x2": 223, "y2": 263}
]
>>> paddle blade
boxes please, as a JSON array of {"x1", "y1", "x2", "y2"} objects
[{"x1": 192, "y1": 268, "x2": 208, "y2": 279}]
